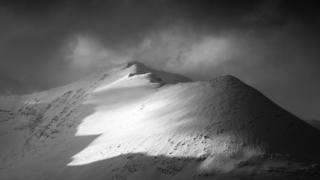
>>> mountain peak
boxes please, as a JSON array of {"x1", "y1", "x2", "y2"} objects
[
  {"x1": 126, "y1": 61, "x2": 147, "y2": 68},
  {"x1": 210, "y1": 75, "x2": 242, "y2": 86},
  {"x1": 213, "y1": 74, "x2": 240, "y2": 82},
  {"x1": 125, "y1": 61, "x2": 191, "y2": 84}
]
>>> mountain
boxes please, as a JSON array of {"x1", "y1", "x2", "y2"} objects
[
  {"x1": 306, "y1": 120, "x2": 320, "y2": 130},
  {"x1": 0, "y1": 62, "x2": 319, "y2": 180}
]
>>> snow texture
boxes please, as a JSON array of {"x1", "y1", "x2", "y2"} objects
[{"x1": 0, "y1": 62, "x2": 319, "y2": 180}]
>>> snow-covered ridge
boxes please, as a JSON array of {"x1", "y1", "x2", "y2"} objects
[
  {"x1": 126, "y1": 61, "x2": 191, "y2": 84},
  {"x1": 0, "y1": 62, "x2": 319, "y2": 180}
]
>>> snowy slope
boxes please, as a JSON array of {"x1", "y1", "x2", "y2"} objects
[
  {"x1": 0, "y1": 62, "x2": 319, "y2": 180},
  {"x1": 306, "y1": 120, "x2": 320, "y2": 130}
]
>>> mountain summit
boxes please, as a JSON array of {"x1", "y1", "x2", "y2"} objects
[{"x1": 0, "y1": 62, "x2": 319, "y2": 180}]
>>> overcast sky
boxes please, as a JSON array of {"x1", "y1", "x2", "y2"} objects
[{"x1": 0, "y1": 0, "x2": 319, "y2": 120}]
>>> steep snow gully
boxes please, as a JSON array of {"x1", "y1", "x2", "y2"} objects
[{"x1": 0, "y1": 62, "x2": 320, "y2": 180}]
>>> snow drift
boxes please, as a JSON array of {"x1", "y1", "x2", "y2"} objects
[{"x1": 0, "y1": 62, "x2": 319, "y2": 180}]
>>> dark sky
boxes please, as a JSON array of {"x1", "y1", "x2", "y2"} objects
[{"x1": 0, "y1": 0, "x2": 319, "y2": 120}]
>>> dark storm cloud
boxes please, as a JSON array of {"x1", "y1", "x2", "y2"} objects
[
  {"x1": 0, "y1": 0, "x2": 259, "y2": 91},
  {"x1": 0, "y1": 0, "x2": 320, "y2": 119}
]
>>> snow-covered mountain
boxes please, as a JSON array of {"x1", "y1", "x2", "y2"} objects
[
  {"x1": 0, "y1": 62, "x2": 319, "y2": 180},
  {"x1": 307, "y1": 120, "x2": 320, "y2": 130}
]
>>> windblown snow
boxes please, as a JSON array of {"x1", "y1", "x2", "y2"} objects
[{"x1": 0, "y1": 62, "x2": 319, "y2": 180}]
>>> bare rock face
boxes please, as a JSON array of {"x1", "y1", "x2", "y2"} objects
[{"x1": 0, "y1": 62, "x2": 319, "y2": 180}]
